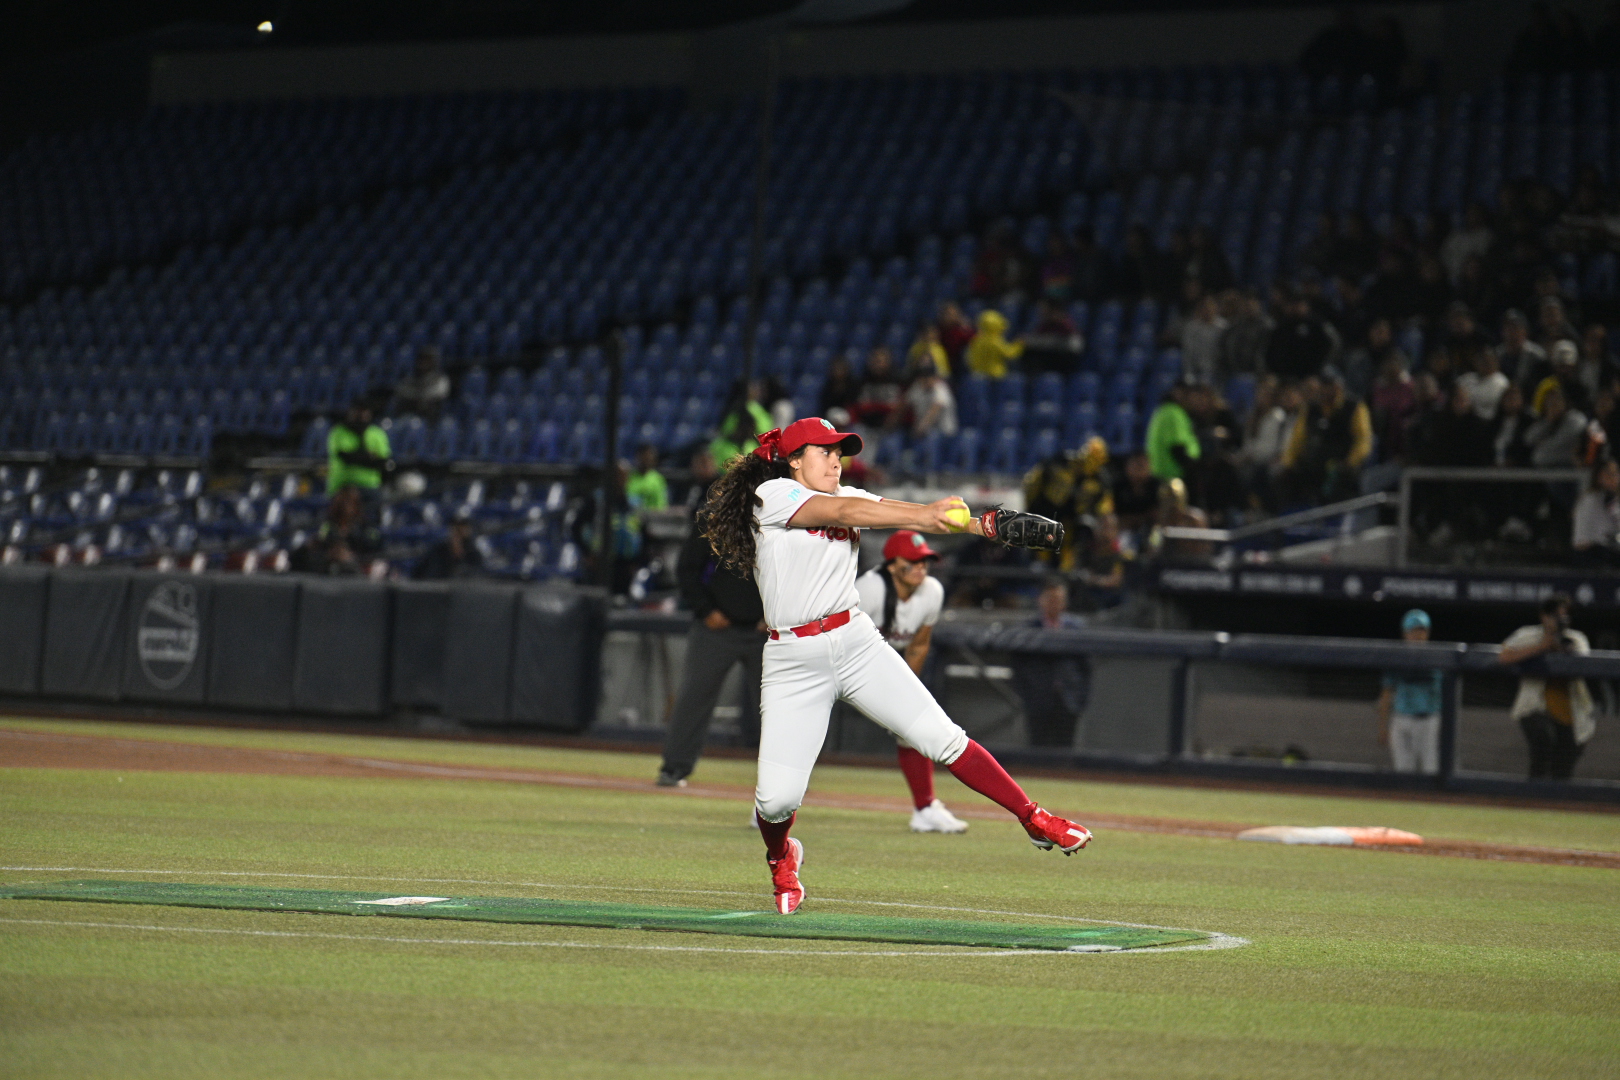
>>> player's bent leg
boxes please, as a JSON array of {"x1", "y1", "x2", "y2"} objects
[{"x1": 838, "y1": 626, "x2": 1088, "y2": 853}]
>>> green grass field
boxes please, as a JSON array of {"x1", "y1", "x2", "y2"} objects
[{"x1": 2, "y1": 716, "x2": 1618, "y2": 1079}]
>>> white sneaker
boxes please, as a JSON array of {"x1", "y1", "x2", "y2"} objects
[{"x1": 909, "y1": 799, "x2": 969, "y2": 834}]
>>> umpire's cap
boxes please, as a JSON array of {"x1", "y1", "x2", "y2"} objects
[{"x1": 1401, "y1": 609, "x2": 1430, "y2": 632}]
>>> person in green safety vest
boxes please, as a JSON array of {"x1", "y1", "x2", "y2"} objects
[
  {"x1": 326, "y1": 401, "x2": 393, "y2": 495},
  {"x1": 1145, "y1": 379, "x2": 1201, "y2": 483},
  {"x1": 709, "y1": 379, "x2": 774, "y2": 467},
  {"x1": 625, "y1": 442, "x2": 670, "y2": 512}
]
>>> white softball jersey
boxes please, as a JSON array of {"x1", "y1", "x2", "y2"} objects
[
  {"x1": 749, "y1": 477, "x2": 968, "y2": 823},
  {"x1": 854, "y1": 569, "x2": 944, "y2": 652},
  {"x1": 751, "y1": 477, "x2": 881, "y2": 630}
]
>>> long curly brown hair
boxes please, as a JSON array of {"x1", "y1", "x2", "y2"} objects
[{"x1": 700, "y1": 450, "x2": 795, "y2": 574}]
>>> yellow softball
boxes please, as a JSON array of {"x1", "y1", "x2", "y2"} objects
[{"x1": 944, "y1": 499, "x2": 972, "y2": 531}]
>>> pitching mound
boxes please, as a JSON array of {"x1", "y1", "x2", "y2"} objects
[{"x1": 0, "y1": 879, "x2": 1207, "y2": 953}]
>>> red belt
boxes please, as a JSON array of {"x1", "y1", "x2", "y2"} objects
[{"x1": 768, "y1": 608, "x2": 852, "y2": 641}]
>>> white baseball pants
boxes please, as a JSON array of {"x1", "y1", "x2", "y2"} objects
[
  {"x1": 1389, "y1": 712, "x2": 1440, "y2": 775},
  {"x1": 754, "y1": 611, "x2": 969, "y2": 822}
]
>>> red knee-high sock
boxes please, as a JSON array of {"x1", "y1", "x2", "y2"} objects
[
  {"x1": 758, "y1": 811, "x2": 796, "y2": 862},
  {"x1": 947, "y1": 740, "x2": 1036, "y2": 821},
  {"x1": 896, "y1": 746, "x2": 937, "y2": 810}
]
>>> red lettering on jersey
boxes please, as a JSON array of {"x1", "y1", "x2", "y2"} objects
[{"x1": 804, "y1": 527, "x2": 860, "y2": 545}]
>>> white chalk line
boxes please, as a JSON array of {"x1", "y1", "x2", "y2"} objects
[{"x1": 0, "y1": 865, "x2": 1247, "y2": 954}]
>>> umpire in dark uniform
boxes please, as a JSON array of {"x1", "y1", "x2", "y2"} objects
[{"x1": 656, "y1": 508, "x2": 767, "y2": 787}]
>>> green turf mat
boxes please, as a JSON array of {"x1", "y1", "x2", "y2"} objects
[{"x1": 0, "y1": 879, "x2": 1205, "y2": 952}]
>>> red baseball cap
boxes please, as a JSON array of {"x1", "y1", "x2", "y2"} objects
[
  {"x1": 883, "y1": 530, "x2": 938, "y2": 562},
  {"x1": 774, "y1": 416, "x2": 863, "y2": 458}
]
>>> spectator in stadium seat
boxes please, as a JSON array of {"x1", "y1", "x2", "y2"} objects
[
  {"x1": 854, "y1": 347, "x2": 906, "y2": 428},
  {"x1": 1368, "y1": 348, "x2": 1419, "y2": 462},
  {"x1": 818, "y1": 355, "x2": 861, "y2": 417},
  {"x1": 1497, "y1": 309, "x2": 1546, "y2": 387},
  {"x1": 1573, "y1": 458, "x2": 1620, "y2": 567},
  {"x1": 965, "y1": 309, "x2": 1023, "y2": 379},
  {"x1": 1216, "y1": 289, "x2": 1271, "y2": 381},
  {"x1": 327, "y1": 400, "x2": 392, "y2": 496},
  {"x1": 1266, "y1": 289, "x2": 1337, "y2": 381},
  {"x1": 1535, "y1": 296, "x2": 1580, "y2": 354},
  {"x1": 1524, "y1": 385, "x2": 1588, "y2": 467},
  {"x1": 394, "y1": 345, "x2": 450, "y2": 421},
  {"x1": 1441, "y1": 203, "x2": 1496, "y2": 285},
  {"x1": 1534, "y1": 340, "x2": 1593, "y2": 415},
  {"x1": 1178, "y1": 292, "x2": 1228, "y2": 385},
  {"x1": 709, "y1": 380, "x2": 773, "y2": 466},
  {"x1": 1146, "y1": 380, "x2": 1201, "y2": 483},
  {"x1": 1282, "y1": 371, "x2": 1372, "y2": 503},
  {"x1": 1499, "y1": 593, "x2": 1593, "y2": 781},
  {"x1": 1023, "y1": 436, "x2": 1113, "y2": 572},
  {"x1": 1076, "y1": 512, "x2": 1127, "y2": 609},
  {"x1": 906, "y1": 324, "x2": 951, "y2": 380},
  {"x1": 904, "y1": 361, "x2": 958, "y2": 439},
  {"x1": 1021, "y1": 299, "x2": 1084, "y2": 375},
  {"x1": 1242, "y1": 377, "x2": 1301, "y2": 511},
  {"x1": 412, "y1": 512, "x2": 484, "y2": 580},
  {"x1": 1343, "y1": 317, "x2": 1407, "y2": 404},
  {"x1": 1493, "y1": 384, "x2": 1535, "y2": 467},
  {"x1": 1414, "y1": 380, "x2": 1496, "y2": 557},
  {"x1": 1578, "y1": 324, "x2": 1614, "y2": 404},
  {"x1": 1376, "y1": 609, "x2": 1444, "y2": 775},
  {"x1": 1011, "y1": 577, "x2": 1090, "y2": 749},
  {"x1": 1112, "y1": 450, "x2": 1161, "y2": 536},
  {"x1": 935, "y1": 302, "x2": 976, "y2": 373},
  {"x1": 1457, "y1": 345, "x2": 1511, "y2": 421},
  {"x1": 1586, "y1": 386, "x2": 1620, "y2": 465},
  {"x1": 626, "y1": 442, "x2": 669, "y2": 513}
]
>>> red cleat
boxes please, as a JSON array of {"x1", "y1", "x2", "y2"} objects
[
  {"x1": 1022, "y1": 807, "x2": 1092, "y2": 855},
  {"x1": 768, "y1": 837, "x2": 806, "y2": 914}
]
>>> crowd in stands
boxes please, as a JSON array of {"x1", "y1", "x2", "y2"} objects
[{"x1": 863, "y1": 159, "x2": 1620, "y2": 570}]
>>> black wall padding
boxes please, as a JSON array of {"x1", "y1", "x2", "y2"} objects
[
  {"x1": 510, "y1": 584, "x2": 608, "y2": 730},
  {"x1": 40, "y1": 570, "x2": 131, "y2": 700},
  {"x1": 293, "y1": 578, "x2": 390, "y2": 715},
  {"x1": 121, "y1": 572, "x2": 212, "y2": 704},
  {"x1": 207, "y1": 576, "x2": 301, "y2": 711},
  {"x1": 390, "y1": 582, "x2": 449, "y2": 709},
  {"x1": 0, "y1": 566, "x2": 50, "y2": 693},
  {"x1": 440, "y1": 584, "x2": 521, "y2": 722}
]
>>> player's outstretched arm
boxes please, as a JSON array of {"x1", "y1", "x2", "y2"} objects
[{"x1": 790, "y1": 495, "x2": 983, "y2": 535}]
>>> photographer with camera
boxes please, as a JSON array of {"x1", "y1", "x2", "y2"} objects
[{"x1": 1498, "y1": 593, "x2": 1594, "y2": 780}]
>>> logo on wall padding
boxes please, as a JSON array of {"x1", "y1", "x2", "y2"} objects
[{"x1": 138, "y1": 581, "x2": 200, "y2": 690}]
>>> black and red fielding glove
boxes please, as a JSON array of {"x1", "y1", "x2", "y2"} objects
[{"x1": 977, "y1": 507, "x2": 1064, "y2": 552}]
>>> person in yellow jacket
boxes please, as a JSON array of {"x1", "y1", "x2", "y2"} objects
[
  {"x1": 966, "y1": 310, "x2": 1023, "y2": 379},
  {"x1": 1021, "y1": 436, "x2": 1113, "y2": 570},
  {"x1": 1282, "y1": 372, "x2": 1372, "y2": 503}
]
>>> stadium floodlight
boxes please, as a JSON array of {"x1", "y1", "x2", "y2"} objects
[{"x1": 257, "y1": 20, "x2": 273, "y2": 33}]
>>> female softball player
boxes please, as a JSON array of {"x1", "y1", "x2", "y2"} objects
[
  {"x1": 853, "y1": 530, "x2": 969, "y2": 834},
  {"x1": 701, "y1": 416, "x2": 1091, "y2": 914}
]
